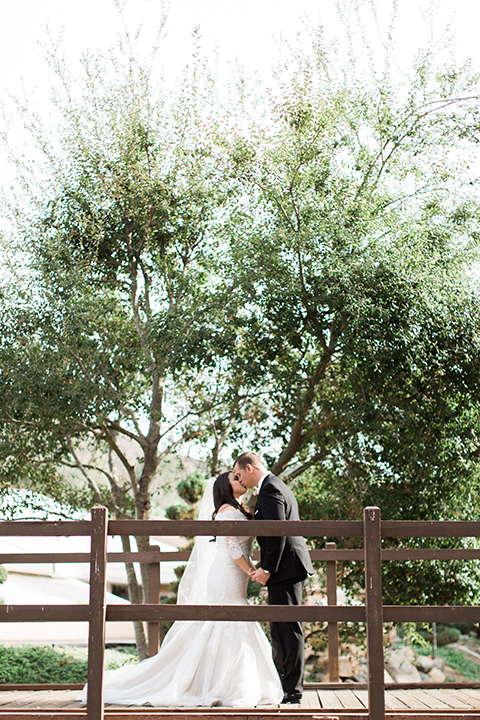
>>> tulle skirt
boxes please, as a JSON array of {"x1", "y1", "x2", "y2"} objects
[{"x1": 80, "y1": 619, "x2": 283, "y2": 707}]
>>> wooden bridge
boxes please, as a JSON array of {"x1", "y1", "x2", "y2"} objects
[{"x1": 1, "y1": 507, "x2": 480, "y2": 720}]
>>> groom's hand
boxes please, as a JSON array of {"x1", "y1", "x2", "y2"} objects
[{"x1": 250, "y1": 568, "x2": 271, "y2": 585}]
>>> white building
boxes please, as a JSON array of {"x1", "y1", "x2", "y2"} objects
[{"x1": 0, "y1": 533, "x2": 184, "y2": 645}]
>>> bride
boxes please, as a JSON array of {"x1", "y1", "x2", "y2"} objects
[{"x1": 81, "y1": 471, "x2": 283, "y2": 707}]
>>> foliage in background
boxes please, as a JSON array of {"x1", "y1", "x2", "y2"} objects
[
  {"x1": 0, "y1": 645, "x2": 137, "y2": 684},
  {"x1": 1, "y1": 1, "x2": 480, "y2": 629},
  {"x1": 416, "y1": 643, "x2": 480, "y2": 682},
  {"x1": 165, "y1": 471, "x2": 205, "y2": 520}
]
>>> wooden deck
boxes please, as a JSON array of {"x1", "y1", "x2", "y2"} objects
[{"x1": 1, "y1": 687, "x2": 480, "y2": 719}]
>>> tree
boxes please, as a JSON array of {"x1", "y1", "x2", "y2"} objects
[
  {"x1": 2, "y1": 3, "x2": 480, "y2": 626},
  {"x1": 0, "y1": 34, "x2": 245, "y2": 657},
  {"x1": 219, "y1": 24, "x2": 480, "y2": 608},
  {"x1": 222, "y1": 25, "x2": 480, "y2": 519}
]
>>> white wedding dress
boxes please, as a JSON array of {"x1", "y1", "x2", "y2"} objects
[{"x1": 81, "y1": 507, "x2": 283, "y2": 707}]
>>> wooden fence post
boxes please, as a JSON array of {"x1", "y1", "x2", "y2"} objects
[
  {"x1": 364, "y1": 506, "x2": 385, "y2": 720},
  {"x1": 86, "y1": 506, "x2": 108, "y2": 720},
  {"x1": 148, "y1": 544, "x2": 161, "y2": 657},
  {"x1": 326, "y1": 541, "x2": 340, "y2": 682}
]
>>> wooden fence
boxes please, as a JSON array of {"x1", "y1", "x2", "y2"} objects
[{"x1": 1, "y1": 506, "x2": 480, "y2": 720}]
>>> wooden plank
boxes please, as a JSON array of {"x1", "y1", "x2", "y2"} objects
[
  {"x1": 0, "y1": 686, "x2": 84, "y2": 691},
  {"x1": 326, "y1": 542, "x2": 339, "y2": 683},
  {"x1": 351, "y1": 689, "x2": 369, "y2": 707},
  {"x1": 2, "y1": 708, "x2": 356, "y2": 720},
  {"x1": 108, "y1": 519, "x2": 364, "y2": 538},
  {"x1": 422, "y1": 689, "x2": 477, "y2": 709},
  {"x1": 381, "y1": 549, "x2": 480, "y2": 561},
  {"x1": 311, "y1": 550, "x2": 364, "y2": 561},
  {"x1": 364, "y1": 506, "x2": 385, "y2": 720},
  {"x1": 333, "y1": 690, "x2": 365, "y2": 708},
  {"x1": 456, "y1": 688, "x2": 480, "y2": 704},
  {"x1": 317, "y1": 689, "x2": 343, "y2": 709},
  {"x1": 5, "y1": 547, "x2": 480, "y2": 566},
  {"x1": 399, "y1": 689, "x2": 452, "y2": 710},
  {"x1": 381, "y1": 520, "x2": 480, "y2": 538},
  {"x1": 0, "y1": 606, "x2": 89, "y2": 622},
  {"x1": 148, "y1": 545, "x2": 161, "y2": 657},
  {"x1": 0, "y1": 691, "x2": 36, "y2": 706},
  {"x1": 0, "y1": 521, "x2": 91, "y2": 536},
  {"x1": 389, "y1": 689, "x2": 434, "y2": 709},
  {"x1": 45, "y1": 691, "x2": 83, "y2": 708},
  {"x1": 300, "y1": 690, "x2": 321, "y2": 708},
  {"x1": 383, "y1": 692, "x2": 409, "y2": 710},
  {"x1": 0, "y1": 551, "x2": 169, "y2": 564},
  {"x1": 0, "y1": 549, "x2": 365, "y2": 564},
  {"x1": 105, "y1": 604, "x2": 365, "y2": 622},
  {"x1": 383, "y1": 607, "x2": 480, "y2": 623},
  {"x1": 86, "y1": 506, "x2": 108, "y2": 720},
  {"x1": 428, "y1": 688, "x2": 480, "y2": 708},
  {"x1": 13, "y1": 690, "x2": 65, "y2": 707}
]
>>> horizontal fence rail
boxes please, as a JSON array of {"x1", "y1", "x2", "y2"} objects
[
  {"x1": 4, "y1": 547, "x2": 480, "y2": 565},
  {"x1": 2, "y1": 507, "x2": 480, "y2": 720}
]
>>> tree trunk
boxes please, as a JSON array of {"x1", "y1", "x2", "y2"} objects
[{"x1": 121, "y1": 535, "x2": 148, "y2": 661}]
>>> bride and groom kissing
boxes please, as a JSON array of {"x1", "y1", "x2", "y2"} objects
[{"x1": 81, "y1": 452, "x2": 313, "y2": 708}]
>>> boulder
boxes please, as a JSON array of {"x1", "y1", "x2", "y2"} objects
[
  {"x1": 385, "y1": 647, "x2": 422, "y2": 683},
  {"x1": 428, "y1": 666, "x2": 446, "y2": 683},
  {"x1": 416, "y1": 655, "x2": 435, "y2": 673},
  {"x1": 338, "y1": 655, "x2": 360, "y2": 678}
]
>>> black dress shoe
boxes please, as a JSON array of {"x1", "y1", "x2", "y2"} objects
[{"x1": 281, "y1": 692, "x2": 303, "y2": 704}]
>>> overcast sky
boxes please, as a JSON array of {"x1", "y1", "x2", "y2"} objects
[
  {"x1": 1, "y1": 0, "x2": 479, "y2": 190},
  {"x1": 2, "y1": 0, "x2": 480, "y2": 101}
]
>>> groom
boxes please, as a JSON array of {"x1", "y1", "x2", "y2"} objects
[{"x1": 233, "y1": 452, "x2": 313, "y2": 704}]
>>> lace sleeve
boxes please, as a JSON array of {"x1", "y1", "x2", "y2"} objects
[{"x1": 216, "y1": 509, "x2": 245, "y2": 560}]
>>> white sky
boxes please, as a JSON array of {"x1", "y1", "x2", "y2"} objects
[
  {"x1": 2, "y1": 0, "x2": 480, "y2": 101},
  {"x1": 1, "y1": 0, "x2": 479, "y2": 199}
]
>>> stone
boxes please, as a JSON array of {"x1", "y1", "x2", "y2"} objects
[
  {"x1": 416, "y1": 655, "x2": 435, "y2": 672},
  {"x1": 384, "y1": 669, "x2": 394, "y2": 683},
  {"x1": 385, "y1": 648, "x2": 421, "y2": 683},
  {"x1": 428, "y1": 666, "x2": 446, "y2": 683},
  {"x1": 338, "y1": 656, "x2": 359, "y2": 678},
  {"x1": 353, "y1": 671, "x2": 368, "y2": 683}
]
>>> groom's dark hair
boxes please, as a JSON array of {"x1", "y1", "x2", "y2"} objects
[{"x1": 234, "y1": 452, "x2": 265, "y2": 470}]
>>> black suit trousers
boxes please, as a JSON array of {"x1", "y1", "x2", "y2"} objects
[{"x1": 267, "y1": 579, "x2": 305, "y2": 695}]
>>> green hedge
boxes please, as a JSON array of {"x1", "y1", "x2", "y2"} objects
[
  {"x1": 0, "y1": 645, "x2": 137, "y2": 684},
  {"x1": 0, "y1": 646, "x2": 88, "y2": 683}
]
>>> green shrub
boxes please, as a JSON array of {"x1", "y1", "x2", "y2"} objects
[
  {"x1": 165, "y1": 504, "x2": 188, "y2": 520},
  {"x1": 0, "y1": 645, "x2": 137, "y2": 683},
  {"x1": 177, "y1": 474, "x2": 205, "y2": 505},
  {"x1": 0, "y1": 645, "x2": 88, "y2": 683},
  {"x1": 418, "y1": 625, "x2": 461, "y2": 646}
]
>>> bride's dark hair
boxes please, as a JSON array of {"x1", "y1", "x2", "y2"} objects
[{"x1": 212, "y1": 471, "x2": 252, "y2": 519}]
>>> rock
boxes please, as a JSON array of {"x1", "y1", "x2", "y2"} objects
[
  {"x1": 392, "y1": 663, "x2": 422, "y2": 683},
  {"x1": 338, "y1": 656, "x2": 359, "y2": 678},
  {"x1": 384, "y1": 669, "x2": 394, "y2": 683},
  {"x1": 416, "y1": 655, "x2": 435, "y2": 672},
  {"x1": 432, "y1": 657, "x2": 446, "y2": 670},
  {"x1": 428, "y1": 667, "x2": 446, "y2": 683},
  {"x1": 353, "y1": 672, "x2": 368, "y2": 683},
  {"x1": 385, "y1": 648, "x2": 421, "y2": 683}
]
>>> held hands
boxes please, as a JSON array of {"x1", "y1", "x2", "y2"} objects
[{"x1": 249, "y1": 567, "x2": 271, "y2": 586}]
